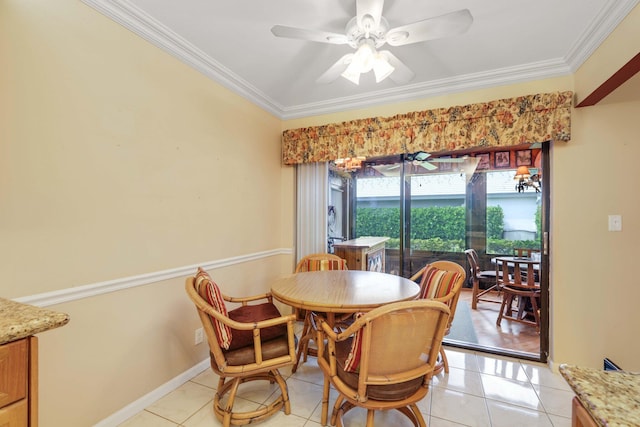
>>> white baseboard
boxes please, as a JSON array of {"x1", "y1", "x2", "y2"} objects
[{"x1": 93, "y1": 359, "x2": 210, "y2": 427}]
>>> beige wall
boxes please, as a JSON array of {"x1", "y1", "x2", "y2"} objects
[
  {"x1": 551, "y1": 100, "x2": 640, "y2": 370},
  {"x1": 3, "y1": 0, "x2": 639, "y2": 425},
  {"x1": 1, "y1": 1, "x2": 294, "y2": 425}
]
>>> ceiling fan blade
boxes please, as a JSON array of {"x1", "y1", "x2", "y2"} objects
[
  {"x1": 372, "y1": 164, "x2": 400, "y2": 176},
  {"x1": 270, "y1": 25, "x2": 349, "y2": 45},
  {"x1": 379, "y1": 50, "x2": 415, "y2": 84},
  {"x1": 418, "y1": 162, "x2": 438, "y2": 171},
  {"x1": 316, "y1": 54, "x2": 354, "y2": 84},
  {"x1": 386, "y1": 9, "x2": 473, "y2": 46},
  {"x1": 356, "y1": 0, "x2": 384, "y2": 32},
  {"x1": 429, "y1": 158, "x2": 466, "y2": 163}
]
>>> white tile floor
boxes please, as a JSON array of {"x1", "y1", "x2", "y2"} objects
[{"x1": 118, "y1": 345, "x2": 575, "y2": 427}]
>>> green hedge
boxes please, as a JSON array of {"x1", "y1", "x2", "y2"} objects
[
  {"x1": 487, "y1": 206, "x2": 504, "y2": 239},
  {"x1": 356, "y1": 205, "x2": 539, "y2": 253}
]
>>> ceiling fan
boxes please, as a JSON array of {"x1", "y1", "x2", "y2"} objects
[
  {"x1": 271, "y1": 0, "x2": 473, "y2": 85},
  {"x1": 406, "y1": 151, "x2": 467, "y2": 171},
  {"x1": 370, "y1": 152, "x2": 466, "y2": 176}
]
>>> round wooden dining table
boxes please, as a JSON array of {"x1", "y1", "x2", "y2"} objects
[{"x1": 270, "y1": 270, "x2": 421, "y2": 326}]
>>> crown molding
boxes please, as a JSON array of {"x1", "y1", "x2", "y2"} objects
[
  {"x1": 81, "y1": 0, "x2": 286, "y2": 118},
  {"x1": 82, "y1": 0, "x2": 638, "y2": 119},
  {"x1": 279, "y1": 58, "x2": 572, "y2": 119},
  {"x1": 564, "y1": 0, "x2": 640, "y2": 71}
]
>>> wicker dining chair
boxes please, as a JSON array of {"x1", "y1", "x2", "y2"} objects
[
  {"x1": 185, "y1": 268, "x2": 297, "y2": 427},
  {"x1": 410, "y1": 260, "x2": 466, "y2": 374},
  {"x1": 316, "y1": 299, "x2": 450, "y2": 427},
  {"x1": 293, "y1": 253, "x2": 348, "y2": 373}
]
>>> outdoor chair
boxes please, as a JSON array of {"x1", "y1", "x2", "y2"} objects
[
  {"x1": 465, "y1": 248, "x2": 503, "y2": 309},
  {"x1": 512, "y1": 247, "x2": 541, "y2": 283},
  {"x1": 513, "y1": 248, "x2": 541, "y2": 258},
  {"x1": 495, "y1": 260, "x2": 541, "y2": 332}
]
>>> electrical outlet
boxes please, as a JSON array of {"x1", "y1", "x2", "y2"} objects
[
  {"x1": 194, "y1": 327, "x2": 204, "y2": 345},
  {"x1": 608, "y1": 214, "x2": 622, "y2": 232}
]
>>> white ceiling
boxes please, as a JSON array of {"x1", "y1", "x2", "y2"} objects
[{"x1": 83, "y1": 0, "x2": 638, "y2": 119}]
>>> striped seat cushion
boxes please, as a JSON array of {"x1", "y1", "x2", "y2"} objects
[{"x1": 343, "y1": 312, "x2": 365, "y2": 372}]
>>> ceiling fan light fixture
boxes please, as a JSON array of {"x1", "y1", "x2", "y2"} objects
[
  {"x1": 354, "y1": 41, "x2": 375, "y2": 72},
  {"x1": 341, "y1": 41, "x2": 394, "y2": 84},
  {"x1": 373, "y1": 54, "x2": 394, "y2": 82},
  {"x1": 341, "y1": 41, "x2": 374, "y2": 84},
  {"x1": 341, "y1": 67, "x2": 361, "y2": 84}
]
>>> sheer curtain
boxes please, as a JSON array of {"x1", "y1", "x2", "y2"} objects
[{"x1": 296, "y1": 162, "x2": 328, "y2": 261}]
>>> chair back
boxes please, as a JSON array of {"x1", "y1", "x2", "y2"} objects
[
  {"x1": 295, "y1": 253, "x2": 348, "y2": 273},
  {"x1": 497, "y1": 259, "x2": 539, "y2": 289},
  {"x1": 319, "y1": 300, "x2": 450, "y2": 402},
  {"x1": 464, "y1": 249, "x2": 481, "y2": 281},
  {"x1": 513, "y1": 248, "x2": 541, "y2": 258},
  {"x1": 420, "y1": 261, "x2": 467, "y2": 324}
]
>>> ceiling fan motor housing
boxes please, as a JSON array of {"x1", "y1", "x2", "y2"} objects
[{"x1": 345, "y1": 16, "x2": 389, "y2": 48}]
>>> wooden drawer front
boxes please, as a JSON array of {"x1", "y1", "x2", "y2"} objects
[
  {"x1": 0, "y1": 399, "x2": 28, "y2": 426},
  {"x1": 572, "y1": 396, "x2": 598, "y2": 427},
  {"x1": 0, "y1": 339, "x2": 28, "y2": 408}
]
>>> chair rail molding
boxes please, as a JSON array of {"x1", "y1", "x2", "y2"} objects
[{"x1": 14, "y1": 248, "x2": 293, "y2": 308}]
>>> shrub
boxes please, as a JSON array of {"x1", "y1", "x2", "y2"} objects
[
  {"x1": 487, "y1": 206, "x2": 504, "y2": 239},
  {"x1": 356, "y1": 205, "x2": 538, "y2": 254}
]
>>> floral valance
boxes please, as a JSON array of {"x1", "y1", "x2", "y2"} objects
[{"x1": 282, "y1": 91, "x2": 572, "y2": 165}]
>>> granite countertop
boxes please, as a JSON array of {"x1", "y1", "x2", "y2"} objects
[
  {"x1": 0, "y1": 297, "x2": 70, "y2": 345},
  {"x1": 560, "y1": 364, "x2": 640, "y2": 427}
]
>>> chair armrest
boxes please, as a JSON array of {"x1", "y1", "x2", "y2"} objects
[
  {"x1": 201, "y1": 302, "x2": 296, "y2": 331},
  {"x1": 224, "y1": 292, "x2": 273, "y2": 306},
  {"x1": 317, "y1": 315, "x2": 365, "y2": 342}
]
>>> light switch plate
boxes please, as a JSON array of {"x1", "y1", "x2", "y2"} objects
[
  {"x1": 608, "y1": 215, "x2": 622, "y2": 232},
  {"x1": 194, "y1": 327, "x2": 204, "y2": 345}
]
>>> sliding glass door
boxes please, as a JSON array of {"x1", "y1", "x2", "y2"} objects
[
  {"x1": 331, "y1": 146, "x2": 548, "y2": 361},
  {"x1": 352, "y1": 154, "x2": 475, "y2": 278}
]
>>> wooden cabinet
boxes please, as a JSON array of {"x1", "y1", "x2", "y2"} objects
[
  {"x1": 572, "y1": 397, "x2": 597, "y2": 427},
  {"x1": 333, "y1": 237, "x2": 389, "y2": 272},
  {"x1": 0, "y1": 400, "x2": 28, "y2": 426},
  {"x1": 0, "y1": 337, "x2": 37, "y2": 426},
  {"x1": 0, "y1": 298, "x2": 68, "y2": 427}
]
